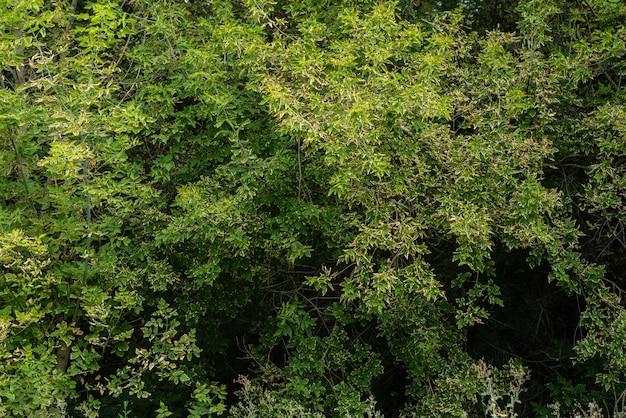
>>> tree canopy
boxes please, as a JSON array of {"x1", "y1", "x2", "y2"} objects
[{"x1": 1, "y1": 0, "x2": 626, "y2": 416}]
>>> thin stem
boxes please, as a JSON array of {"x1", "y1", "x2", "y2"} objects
[
  {"x1": 72, "y1": 158, "x2": 92, "y2": 325},
  {"x1": 10, "y1": 135, "x2": 37, "y2": 217},
  {"x1": 66, "y1": 0, "x2": 80, "y2": 35}
]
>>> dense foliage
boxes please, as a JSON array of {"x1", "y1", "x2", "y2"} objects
[{"x1": 1, "y1": 0, "x2": 626, "y2": 416}]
